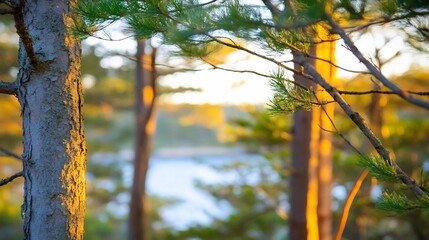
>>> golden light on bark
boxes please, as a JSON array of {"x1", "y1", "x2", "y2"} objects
[
  {"x1": 143, "y1": 85, "x2": 154, "y2": 106},
  {"x1": 306, "y1": 104, "x2": 321, "y2": 240},
  {"x1": 145, "y1": 114, "x2": 157, "y2": 135}
]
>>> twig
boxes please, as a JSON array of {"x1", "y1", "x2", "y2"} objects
[
  {"x1": 0, "y1": 171, "x2": 23, "y2": 186},
  {"x1": 317, "y1": 97, "x2": 370, "y2": 240},
  {"x1": 304, "y1": 53, "x2": 371, "y2": 74},
  {"x1": 335, "y1": 169, "x2": 369, "y2": 240},
  {"x1": 0, "y1": 146, "x2": 22, "y2": 160},
  {"x1": 344, "y1": 11, "x2": 429, "y2": 33},
  {"x1": 0, "y1": 81, "x2": 17, "y2": 95},
  {"x1": 336, "y1": 89, "x2": 429, "y2": 96},
  {"x1": 0, "y1": 8, "x2": 13, "y2": 15},
  {"x1": 327, "y1": 15, "x2": 429, "y2": 110},
  {"x1": 295, "y1": 52, "x2": 425, "y2": 196}
]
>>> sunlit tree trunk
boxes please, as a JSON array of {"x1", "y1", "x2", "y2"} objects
[
  {"x1": 290, "y1": 31, "x2": 335, "y2": 240},
  {"x1": 316, "y1": 37, "x2": 336, "y2": 240},
  {"x1": 129, "y1": 39, "x2": 157, "y2": 240},
  {"x1": 289, "y1": 46, "x2": 319, "y2": 240},
  {"x1": 18, "y1": 0, "x2": 86, "y2": 239}
]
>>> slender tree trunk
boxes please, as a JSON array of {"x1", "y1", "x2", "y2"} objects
[
  {"x1": 129, "y1": 39, "x2": 157, "y2": 240},
  {"x1": 289, "y1": 47, "x2": 319, "y2": 240},
  {"x1": 289, "y1": 34, "x2": 335, "y2": 240},
  {"x1": 18, "y1": 0, "x2": 86, "y2": 239},
  {"x1": 316, "y1": 38, "x2": 336, "y2": 240}
]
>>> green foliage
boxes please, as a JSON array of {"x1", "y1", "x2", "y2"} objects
[
  {"x1": 268, "y1": 71, "x2": 314, "y2": 114},
  {"x1": 357, "y1": 155, "x2": 397, "y2": 182},
  {"x1": 377, "y1": 192, "x2": 414, "y2": 214}
]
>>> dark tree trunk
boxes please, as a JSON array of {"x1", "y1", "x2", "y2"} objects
[
  {"x1": 129, "y1": 39, "x2": 157, "y2": 240},
  {"x1": 18, "y1": 0, "x2": 86, "y2": 239}
]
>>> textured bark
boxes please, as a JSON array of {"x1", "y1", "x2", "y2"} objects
[
  {"x1": 129, "y1": 39, "x2": 157, "y2": 240},
  {"x1": 17, "y1": 0, "x2": 86, "y2": 239}
]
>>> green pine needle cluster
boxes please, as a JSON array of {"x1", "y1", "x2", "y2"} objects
[
  {"x1": 268, "y1": 70, "x2": 314, "y2": 115},
  {"x1": 357, "y1": 155, "x2": 397, "y2": 182},
  {"x1": 358, "y1": 155, "x2": 429, "y2": 217},
  {"x1": 377, "y1": 192, "x2": 415, "y2": 214}
]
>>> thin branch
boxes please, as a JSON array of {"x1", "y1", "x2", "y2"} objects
[
  {"x1": 317, "y1": 97, "x2": 370, "y2": 240},
  {"x1": 335, "y1": 169, "x2": 369, "y2": 240},
  {"x1": 344, "y1": 11, "x2": 429, "y2": 33},
  {"x1": 327, "y1": 15, "x2": 429, "y2": 110},
  {"x1": 304, "y1": 53, "x2": 371, "y2": 74},
  {"x1": 0, "y1": 171, "x2": 23, "y2": 186},
  {"x1": 336, "y1": 89, "x2": 429, "y2": 96},
  {"x1": 0, "y1": 81, "x2": 17, "y2": 95},
  {"x1": 262, "y1": 0, "x2": 281, "y2": 16},
  {"x1": 295, "y1": 52, "x2": 425, "y2": 196},
  {"x1": 13, "y1": 0, "x2": 39, "y2": 67},
  {"x1": 0, "y1": 8, "x2": 13, "y2": 15},
  {"x1": 0, "y1": 146, "x2": 22, "y2": 160}
]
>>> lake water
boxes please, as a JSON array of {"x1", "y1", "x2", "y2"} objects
[{"x1": 91, "y1": 148, "x2": 263, "y2": 229}]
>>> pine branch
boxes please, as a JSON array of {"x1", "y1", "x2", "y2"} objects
[
  {"x1": 295, "y1": 52, "x2": 425, "y2": 196},
  {"x1": 377, "y1": 192, "x2": 417, "y2": 213},
  {"x1": 0, "y1": 171, "x2": 23, "y2": 187},
  {"x1": 327, "y1": 15, "x2": 429, "y2": 110},
  {"x1": 0, "y1": 81, "x2": 17, "y2": 95},
  {"x1": 0, "y1": 146, "x2": 22, "y2": 160},
  {"x1": 154, "y1": 5, "x2": 302, "y2": 76}
]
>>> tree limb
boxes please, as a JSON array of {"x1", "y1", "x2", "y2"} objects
[
  {"x1": 295, "y1": 52, "x2": 425, "y2": 196},
  {"x1": 13, "y1": 0, "x2": 39, "y2": 66},
  {"x1": 0, "y1": 8, "x2": 13, "y2": 15},
  {"x1": 0, "y1": 146, "x2": 22, "y2": 160},
  {"x1": 0, "y1": 171, "x2": 23, "y2": 186},
  {"x1": 336, "y1": 89, "x2": 429, "y2": 96},
  {"x1": 335, "y1": 169, "x2": 369, "y2": 240},
  {"x1": 0, "y1": 81, "x2": 17, "y2": 95},
  {"x1": 262, "y1": 0, "x2": 281, "y2": 16},
  {"x1": 327, "y1": 15, "x2": 429, "y2": 110}
]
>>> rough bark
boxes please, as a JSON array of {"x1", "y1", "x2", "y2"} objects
[
  {"x1": 129, "y1": 39, "x2": 157, "y2": 240},
  {"x1": 18, "y1": 0, "x2": 86, "y2": 239}
]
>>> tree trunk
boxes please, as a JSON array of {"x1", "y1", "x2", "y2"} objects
[
  {"x1": 129, "y1": 39, "x2": 157, "y2": 240},
  {"x1": 289, "y1": 47, "x2": 319, "y2": 240},
  {"x1": 316, "y1": 38, "x2": 336, "y2": 240},
  {"x1": 289, "y1": 35, "x2": 335, "y2": 240},
  {"x1": 18, "y1": 0, "x2": 86, "y2": 239}
]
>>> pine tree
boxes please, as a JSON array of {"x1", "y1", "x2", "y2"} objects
[{"x1": 0, "y1": 0, "x2": 86, "y2": 239}]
